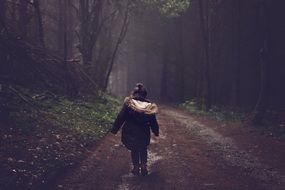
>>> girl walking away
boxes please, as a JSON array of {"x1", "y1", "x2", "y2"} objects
[{"x1": 111, "y1": 83, "x2": 159, "y2": 176}]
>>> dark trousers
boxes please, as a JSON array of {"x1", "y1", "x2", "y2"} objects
[{"x1": 131, "y1": 147, "x2": 147, "y2": 166}]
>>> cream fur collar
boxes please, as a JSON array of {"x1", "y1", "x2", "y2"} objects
[{"x1": 124, "y1": 97, "x2": 158, "y2": 115}]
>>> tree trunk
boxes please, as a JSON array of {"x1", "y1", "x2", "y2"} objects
[
  {"x1": 0, "y1": 0, "x2": 6, "y2": 32},
  {"x1": 33, "y1": 0, "x2": 45, "y2": 46},
  {"x1": 82, "y1": 48, "x2": 93, "y2": 65},
  {"x1": 177, "y1": 17, "x2": 185, "y2": 101},
  {"x1": 63, "y1": 0, "x2": 68, "y2": 62},
  {"x1": 19, "y1": 0, "x2": 29, "y2": 38},
  {"x1": 198, "y1": 0, "x2": 212, "y2": 111},
  {"x1": 232, "y1": 0, "x2": 242, "y2": 109},
  {"x1": 160, "y1": 37, "x2": 169, "y2": 101},
  {"x1": 11, "y1": 0, "x2": 16, "y2": 31},
  {"x1": 58, "y1": 0, "x2": 64, "y2": 54},
  {"x1": 78, "y1": 0, "x2": 103, "y2": 65},
  {"x1": 253, "y1": 0, "x2": 271, "y2": 125},
  {"x1": 79, "y1": 0, "x2": 89, "y2": 65},
  {"x1": 160, "y1": 58, "x2": 168, "y2": 101},
  {"x1": 67, "y1": 0, "x2": 74, "y2": 58},
  {"x1": 102, "y1": 2, "x2": 130, "y2": 91}
]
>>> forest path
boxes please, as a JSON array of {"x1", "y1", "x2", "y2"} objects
[{"x1": 54, "y1": 106, "x2": 285, "y2": 190}]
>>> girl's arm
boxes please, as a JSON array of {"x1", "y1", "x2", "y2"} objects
[
  {"x1": 150, "y1": 115, "x2": 159, "y2": 136},
  {"x1": 110, "y1": 105, "x2": 127, "y2": 134}
]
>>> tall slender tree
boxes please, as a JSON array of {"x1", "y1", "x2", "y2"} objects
[
  {"x1": 102, "y1": 0, "x2": 131, "y2": 91},
  {"x1": 33, "y1": 0, "x2": 45, "y2": 46},
  {"x1": 253, "y1": 0, "x2": 271, "y2": 124},
  {"x1": 0, "y1": 0, "x2": 6, "y2": 32},
  {"x1": 198, "y1": 0, "x2": 211, "y2": 111},
  {"x1": 78, "y1": 0, "x2": 103, "y2": 65}
]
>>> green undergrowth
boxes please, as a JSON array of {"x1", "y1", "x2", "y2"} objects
[
  {"x1": 0, "y1": 86, "x2": 121, "y2": 189},
  {"x1": 180, "y1": 100, "x2": 285, "y2": 138},
  {"x1": 180, "y1": 100, "x2": 245, "y2": 122},
  {"x1": 16, "y1": 96, "x2": 121, "y2": 144},
  {"x1": 9, "y1": 89, "x2": 122, "y2": 145}
]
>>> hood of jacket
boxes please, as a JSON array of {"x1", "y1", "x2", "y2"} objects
[{"x1": 124, "y1": 97, "x2": 158, "y2": 115}]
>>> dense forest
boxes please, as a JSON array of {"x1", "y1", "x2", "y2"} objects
[
  {"x1": 0, "y1": 0, "x2": 285, "y2": 189},
  {"x1": 111, "y1": 0, "x2": 285, "y2": 125},
  {"x1": 1, "y1": 0, "x2": 284, "y2": 122}
]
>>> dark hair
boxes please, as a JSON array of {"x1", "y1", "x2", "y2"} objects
[{"x1": 132, "y1": 83, "x2": 147, "y2": 98}]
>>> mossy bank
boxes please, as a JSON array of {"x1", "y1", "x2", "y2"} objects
[{"x1": 0, "y1": 86, "x2": 121, "y2": 189}]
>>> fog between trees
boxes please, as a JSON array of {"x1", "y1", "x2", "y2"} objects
[
  {"x1": 110, "y1": 0, "x2": 285, "y2": 125},
  {"x1": 1, "y1": 0, "x2": 284, "y2": 124}
]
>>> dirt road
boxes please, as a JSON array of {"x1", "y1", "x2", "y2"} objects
[{"x1": 54, "y1": 106, "x2": 285, "y2": 190}]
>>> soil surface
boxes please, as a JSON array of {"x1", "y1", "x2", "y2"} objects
[{"x1": 53, "y1": 106, "x2": 285, "y2": 190}]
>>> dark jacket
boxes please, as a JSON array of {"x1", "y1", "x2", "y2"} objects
[{"x1": 111, "y1": 96, "x2": 159, "y2": 150}]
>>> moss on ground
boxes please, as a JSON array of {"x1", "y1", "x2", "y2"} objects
[
  {"x1": 180, "y1": 100, "x2": 245, "y2": 122},
  {"x1": 0, "y1": 86, "x2": 122, "y2": 189},
  {"x1": 180, "y1": 100, "x2": 285, "y2": 138}
]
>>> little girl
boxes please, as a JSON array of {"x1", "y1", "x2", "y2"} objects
[{"x1": 111, "y1": 83, "x2": 159, "y2": 176}]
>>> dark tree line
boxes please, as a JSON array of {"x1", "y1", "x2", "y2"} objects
[
  {"x1": 0, "y1": 0, "x2": 133, "y2": 93},
  {"x1": 0, "y1": 0, "x2": 284, "y2": 124},
  {"x1": 110, "y1": 0, "x2": 285, "y2": 124}
]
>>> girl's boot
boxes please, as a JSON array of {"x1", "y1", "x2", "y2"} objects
[
  {"x1": 131, "y1": 165, "x2": 140, "y2": 175},
  {"x1": 140, "y1": 163, "x2": 148, "y2": 176}
]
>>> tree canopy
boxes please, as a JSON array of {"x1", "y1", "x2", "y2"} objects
[{"x1": 136, "y1": 0, "x2": 190, "y2": 17}]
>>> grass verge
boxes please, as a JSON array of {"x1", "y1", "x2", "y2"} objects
[
  {"x1": 0, "y1": 86, "x2": 121, "y2": 189},
  {"x1": 180, "y1": 100, "x2": 245, "y2": 122},
  {"x1": 180, "y1": 100, "x2": 285, "y2": 138}
]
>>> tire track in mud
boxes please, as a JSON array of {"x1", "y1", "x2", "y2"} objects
[{"x1": 161, "y1": 107, "x2": 285, "y2": 190}]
